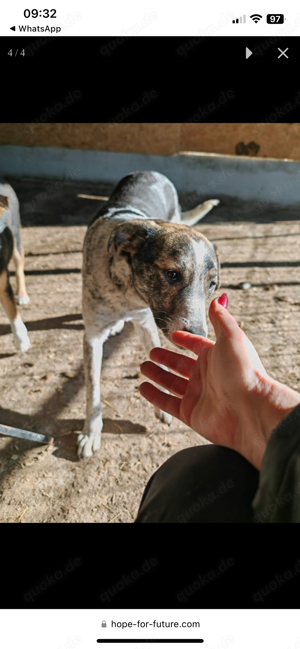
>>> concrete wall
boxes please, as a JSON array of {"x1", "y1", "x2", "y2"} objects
[
  {"x1": 1, "y1": 146, "x2": 300, "y2": 208},
  {"x1": 0, "y1": 123, "x2": 299, "y2": 159}
]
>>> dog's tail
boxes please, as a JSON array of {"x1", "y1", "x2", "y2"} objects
[{"x1": 181, "y1": 199, "x2": 220, "y2": 226}]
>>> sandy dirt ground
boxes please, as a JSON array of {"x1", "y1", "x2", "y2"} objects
[{"x1": 0, "y1": 178, "x2": 300, "y2": 522}]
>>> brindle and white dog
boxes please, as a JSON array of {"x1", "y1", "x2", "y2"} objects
[
  {"x1": 79, "y1": 171, "x2": 220, "y2": 458},
  {"x1": 0, "y1": 183, "x2": 30, "y2": 353}
]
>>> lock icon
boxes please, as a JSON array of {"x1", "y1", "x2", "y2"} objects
[{"x1": 101, "y1": 621, "x2": 107, "y2": 628}]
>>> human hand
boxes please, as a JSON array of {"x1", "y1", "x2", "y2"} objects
[{"x1": 140, "y1": 294, "x2": 300, "y2": 469}]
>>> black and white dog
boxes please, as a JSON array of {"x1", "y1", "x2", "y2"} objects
[
  {"x1": 79, "y1": 171, "x2": 220, "y2": 458},
  {"x1": 0, "y1": 182, "x2": 30, "y2": 352}
]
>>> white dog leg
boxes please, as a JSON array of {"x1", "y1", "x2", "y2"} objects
[{"x1": 78, "y1": 331, "x2": 108, "y2": 458}]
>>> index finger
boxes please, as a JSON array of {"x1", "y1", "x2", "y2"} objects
[
  {"x1": 171, "y1": 331, "x2": 215, "y2": 356},
  {"x1": 149, "y1": 347, "x2": 196, "y2": 378}
]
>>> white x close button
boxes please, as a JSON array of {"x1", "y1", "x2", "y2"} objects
[{"x1": 278, "y1": 47, "x2": 289, "y2": 59}]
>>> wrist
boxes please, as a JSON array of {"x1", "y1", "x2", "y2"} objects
[{"x1": 236, "y1": 375, "x2": 300, "y2": 470}]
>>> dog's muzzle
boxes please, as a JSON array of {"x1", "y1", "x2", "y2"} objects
[
  {"x1": 179, "y1": 317, "x2": 208, "y2": 338},
  {"x1": 181, "y1": 325, "x2": 208, "y2": 337}
]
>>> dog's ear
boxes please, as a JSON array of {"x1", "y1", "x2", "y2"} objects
[
  {"x1": 107, "y1": 220, "x2": 159, "y2": 258},
  {"x1": 0, "y1": 195, "x2": 9, "y2": 217},
  {"x1": 213, "y1": 243, "x2": 221, "y2": 288}
]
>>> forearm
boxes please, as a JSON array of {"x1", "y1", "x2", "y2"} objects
[{"x1": 253, "y1": 402, "x2": 300, "y2": 523}]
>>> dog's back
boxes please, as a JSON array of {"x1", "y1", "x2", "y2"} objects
[{"x1": 92, "y1": 171, "x2": 179, "y2": 225}]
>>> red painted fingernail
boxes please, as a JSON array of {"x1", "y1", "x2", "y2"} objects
[{"x1": 218, "y1": 293, "x2": 228, "y2": 309}]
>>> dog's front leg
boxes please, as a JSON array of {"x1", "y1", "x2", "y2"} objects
[
  {"x1": 12, "y1": 241, "x2": 30, "y2": 306},
  {"x1": 132, "y1": 309, "x2": 172, "y2": 426},
  {"x1": 0, "y1": 269, "x2": 30, "y2": 352},
  {"x1": 78, "y1": 332, "x2": 106, "y2": 459}
]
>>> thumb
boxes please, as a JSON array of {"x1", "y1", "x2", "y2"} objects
[
  {"x1": 210, "y1": 294, "x2": 268, "y2": 375},
  {"x1": 209, "y1": 294, "x2": 242, "y2": 341}
]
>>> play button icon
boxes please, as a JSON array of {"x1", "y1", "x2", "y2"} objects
[{"x1": 246, "y1": 47, "x2": 253, "y2": 59}]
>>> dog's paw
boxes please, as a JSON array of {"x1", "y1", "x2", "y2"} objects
[
  {"x1": 12, "y1": 318, "x2": 31, "y2": 353},
  {"x1": 16, "y1": 334, "x2": 31, "y2": 353},
  {"x1": 16, "y1": 295, "x2": 30, "y2": 306},
  {"x1": 155, "y1": 407, "x2": 172, "y2": 426},
  {"x1": 14, "y1": 331, "x2": 31, "y2": 353},
  {"x1": 77, "y1": 432, "x2": 101, "y2": 459},
  {"x1": 110, "y1": 320, "x2": 125, "y2": 336}
]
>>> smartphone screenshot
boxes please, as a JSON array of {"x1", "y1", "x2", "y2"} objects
[{"x1": 1, "y1": 0, "x2": 300, "y2": 645}]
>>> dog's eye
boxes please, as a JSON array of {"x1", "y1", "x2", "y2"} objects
[
  {"x1": 208, "y1": 280, "x2": 217, "y2": 295},
  {"x1": 165, "y1": 270, "x2": 180, "y2": 283}
]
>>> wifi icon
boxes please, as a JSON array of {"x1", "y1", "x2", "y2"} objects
[{"x1": 250, "y1": 13, "x2": 263, "y2": 22}]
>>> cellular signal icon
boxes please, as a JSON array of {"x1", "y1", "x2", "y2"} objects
[
  {"x1": 250, "y1": 14, "x2": 263, "y2": 22},
  {"x1": 232, "y1": 15, "x2": 246, "y2": 23}
]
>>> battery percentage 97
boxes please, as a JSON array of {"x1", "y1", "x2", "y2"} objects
[{"x1": 267, "y1": 14, "x2": 285, "y2": 23}]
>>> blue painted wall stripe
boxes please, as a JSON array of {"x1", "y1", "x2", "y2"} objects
[{"x1": 0, "y1": 145, "x2": 299, "y2": 206}]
